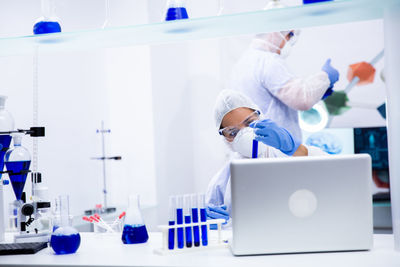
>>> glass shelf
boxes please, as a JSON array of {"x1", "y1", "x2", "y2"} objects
[{"x1": 0, "y1": 0, "x2": 396, "y2": 57}]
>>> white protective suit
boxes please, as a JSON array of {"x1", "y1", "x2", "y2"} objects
[{"x1": 230, "y1": 31, "x2": 331, "y2": 141}]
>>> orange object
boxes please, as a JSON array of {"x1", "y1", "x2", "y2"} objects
[{"x1": 347, "y1": 61, "x2": 376, "y2": 85}]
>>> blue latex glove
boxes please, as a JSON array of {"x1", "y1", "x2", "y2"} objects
[
  {"x1": 250, "y1": 119, "x2": 301, "y2": 156},
  {"x1": 322, "y1": 58, "x2": 339, "y2": 88},
  {"x1": 206, "y1": 205, "x2": 229, "y2": 230},
  {"x1": 322, "y1": 87, "x2": 333, "y2": 100}
]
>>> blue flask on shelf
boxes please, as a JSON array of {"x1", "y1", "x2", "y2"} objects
[
  {"x1": 33, "y1": 0, "x2": 62, "y2": 34},
  {"x1": 122, "y1": 194, "x2": 149, "y2": 244},
  {"x1": 165, "y1": 0, "x2": 189, "y2": 21}
]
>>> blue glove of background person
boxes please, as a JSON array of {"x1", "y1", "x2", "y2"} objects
[
  {"x1": 250, "y1": 119, "x2": 301, "y2": 156},
  {"x1": 322, "y1": 58, "x2": 339, "y2": 88},
  {"x1": 322, "y1": 87, "x2": 333, "y2": 100},
  {"x1": 206, "y1": 205, "x2": 229, "y2": 230}
]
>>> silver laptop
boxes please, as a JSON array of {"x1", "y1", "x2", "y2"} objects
[{"x1": 230, "y1": 154, "x2": 373, "y2": 256}]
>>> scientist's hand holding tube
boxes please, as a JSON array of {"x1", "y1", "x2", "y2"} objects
[{"x1": 250, "y1": 119, "x2": 301, "y2": 156}]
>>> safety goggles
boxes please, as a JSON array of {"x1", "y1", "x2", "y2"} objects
[{"x1": 219, "y1": 110, "x2": 261, "y2": 141}]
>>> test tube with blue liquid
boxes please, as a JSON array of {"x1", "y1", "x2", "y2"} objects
[
  {"x1": 252, "y1": 140, "x2": 258, "y2": 158},
  {"x1": 191, "y1": 194, "x2": 200, "y2": 247},
  {"x1": 183, "y1": 195, "x2": 192, "y2": 248},
  {"x1": 168, "y1": 196, "x2": 176, "y2": 250},
  {"x1": 199, "y1": 194, "x2": 208, "y2": 246},
  {"x1": 176, "y1": 195, "x2": 184, "y2": 248}
]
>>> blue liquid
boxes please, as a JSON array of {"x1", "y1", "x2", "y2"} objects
[
  {"x1": 176, "y1": 208, "x2": 184, "y2": 249},
  {"x1": 303, "y1": 0, "x2": 333, "y2": 4},
  {"x1": 50, "y1": 233, "x2": 81, "y2": 254},
  {"x1": 121, "y1": 224, "x2": 149, "y2": 244},
  {"x1": 5, "y1": 161, "x2": 31, "y2": 200},
  {"x1": 200, "y1": 208, "x2": 208, "y2": 246},
  {"x1": 252, "y1": 140, "x2": 258, "y2": 158},
  {"x1": 0, "y1": 135, "x2": 11, "y2": 180},
  {"x1": 191, "y1": 208, "x2": 200, "y2": 247},
  {"x1": 184, "y1": 215, "x2": 192, "y2": 248},
  {"x1": 165, "y1": 7, "x2": 189, "y2": 21},
  {"x1": 33, "y1": 21, "x2": 61, "y2": 35},
  {"x1": 168, "y1": 221, "x2": 175, "y2": 250}
]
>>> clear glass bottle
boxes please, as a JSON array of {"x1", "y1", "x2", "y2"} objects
[
  {"x1": 121, "y1": 194, "x2": 149, "y2": 244},
  {"x1": 5, "y1": 133, "x2": 31, "y2": 201},
  {"x1": 33, "y1": 0, "x2": 62, "y2": 35},
  {"x1": 50, "y1": 195, "x2": 81, "y2": 255},
  {"x1": 165, "y1": 0, "x2": 189, "y2": 21}
]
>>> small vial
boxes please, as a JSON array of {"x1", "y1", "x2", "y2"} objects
[
  {"x1": 191, "y1": 194, "x2": 200, "y2": 247},
  {"x1": 183, "y1": 194, "x2": 192, "y2": 248},
  {"x1": 198, "y1": 194, "x2": 208, "y2": 246},
  {"x1": 168, "y1": 196, "x2": 176, "y2": 250},
  {"x1": 176, "y1": 195, "x2": 184, "y2": 249},
  {"x1": 252, "y1": 139, "x2": 258, "y2": 158}
]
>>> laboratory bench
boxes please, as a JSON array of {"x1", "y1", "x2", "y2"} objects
[{"x1": 1, "y1": 232, "x2": 399, "y2": 267}]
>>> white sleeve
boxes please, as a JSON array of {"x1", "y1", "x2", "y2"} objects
[
  {"x1": 205, "y1": 162, "x2": 231, "y2": 207},
  {"x1": 275, "y1": 71, "x2": 331, "y2": 111},
  {"x1": 306, "y1": 145, "x2": 329, "y2": 156}
]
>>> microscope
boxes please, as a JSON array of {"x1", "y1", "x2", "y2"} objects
[{"x1": 0, "y1": 127, "x2": 51, "y2": 243}]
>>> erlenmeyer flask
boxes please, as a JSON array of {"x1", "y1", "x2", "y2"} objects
[
  {"x1": 165, "y1": 0, "x2": 189, "y2": 21},
  {"x1": 5, "y1": 134, "x2": 31, "y2": 201},
  {"x1": 50, "y1": 195, "x2": 81, "y2": 255},
  {"x1": 121, "y1": 194, "x2": 149, "y2": 244},
  {"x1": 0, "y1": 96, "x2": 14, "y2": 181},
  {"x1": 33, "y1": 0, "x2": 62, "y2": 35}
]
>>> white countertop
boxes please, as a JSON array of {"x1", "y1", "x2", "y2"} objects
[{"x1": 1, "y1": 232, "x2": 400, "y2": 267}]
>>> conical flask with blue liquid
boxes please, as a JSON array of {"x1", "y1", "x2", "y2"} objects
[
  {"x1": 5, "y1": 133, "x2": 31, "y2": 202},
  {"x1": 121, "y1": 194, "x2": 149, "y2": 244},
  {"x1": 33, "y1": 0, "x2": 62, "y2": 35},
  {"x1": 0, "y1": 96, "x2": 14, "y2": 182},
  {"x1": 165, "y1": 0, "x2": 189, "y2": 21}
]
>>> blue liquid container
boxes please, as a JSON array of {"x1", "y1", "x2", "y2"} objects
[
  {"x1": 0, "y1": 135, "x2": 12, "y2": 178},
  {"x1": 5, "y1": 161, "x2": 31, "y2": 201},
  {"x1": 168, "y1": 221, "x2": 175, "y2": 249},
  {"x1": 33, "y1": 21, "x2": 61, "y2": 35},
  {"x1": 192, "y1": 208, "x2": 200, "y2": 247},
  {"x1": 121, "y1": 224, "x2": 149, "y2": 244},
  {"x1": 0, "y1": 96, "x2": 14, "y2": 180},
  {"x1": 50, "y1": 230, "x2": 81, "y2": 255},
  {"x1": 165, "y1": 7, "x2": 189, "y2": 21},
  {"x1": 200, "y1": 208, "x2": 208, "y2": 246},
  {"x1": 184, "y1": 215, "x2": 192, "y2": 247},
  {"x1": 303, "y1": 0, "x2": 333, "y2": 4},
  {"x1": 252, "y1": 140, "x2": 258, "y2": 158},
  {"x1": 176, "y1": 208, "x2": 184, "y2": 248}
]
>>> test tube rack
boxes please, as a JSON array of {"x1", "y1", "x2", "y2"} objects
[{"x1": 154, "y1": 219, "x2": 227, "y2": 255}]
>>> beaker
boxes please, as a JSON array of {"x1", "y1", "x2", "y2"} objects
[
  {"x1": 5, "y1": 134, "x2": 31, "y2": 201},
  {"x1": 33, "y1": 0, "x2": 62, "y2": 34},
  {"x1": 50, "y1": 195, "x2": 81, "y2": 255},
  {"x1": 165, "y1": 0, "x2": 189, "y2": 21},
  {"x1": 121, "y1": 194, "x2": 149, "y2": 244},
  {"x1": 0, "y1": 96, "x2": 14, "y2": 181}
]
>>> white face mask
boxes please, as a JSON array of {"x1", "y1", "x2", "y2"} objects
[
  {"x1": 279, "y1": 42, "x2": 292, "y2": 59},
  {"x1": 229, "y1": 127, "x2": 267, "y2": 158}
]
